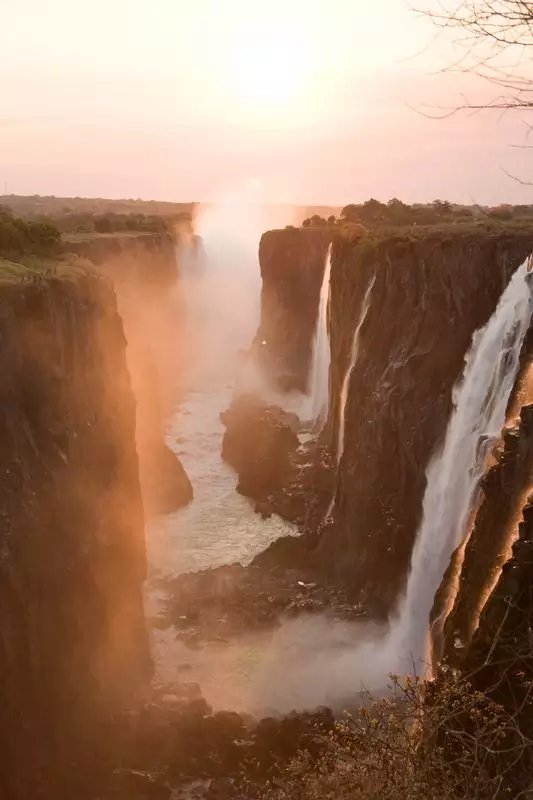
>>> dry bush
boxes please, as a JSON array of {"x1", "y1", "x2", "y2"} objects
[{"x1": 252, "y1": 673, "x2": 533, "y2": 800}]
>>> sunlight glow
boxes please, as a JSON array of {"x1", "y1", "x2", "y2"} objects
[
  {"x1": 230, "y1": 36, "x2": 314, "y2": 108},
  {"x1": 218, "y1": 30, "x2": 319, "y2": 127}
]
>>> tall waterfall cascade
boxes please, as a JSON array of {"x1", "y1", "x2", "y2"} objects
[
  {"x1": 308, "y1": 245, "x2": 332, "y2": 426},
  {"x1": 335, "y1": 274, "x2": 376, "y2": 467},
  {"x1": 391, "y1": 258, "x2": 533, "y2": 674}
]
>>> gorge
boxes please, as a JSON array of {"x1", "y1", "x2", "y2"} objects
[{"x1": 2, "y1": 204, "x2": 533, "y2": 798}]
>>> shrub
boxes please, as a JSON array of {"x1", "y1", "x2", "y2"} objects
[
  {"x1": 0, "y1": 209, "x2": 61, "y2": 257},
  {"x1": 255, "y1": 674, "x2": 532, "y2": 800}
]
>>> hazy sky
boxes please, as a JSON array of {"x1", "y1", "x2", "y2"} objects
[{"x1": 2, "y1": 0, "x2": 533, "y2": 205}]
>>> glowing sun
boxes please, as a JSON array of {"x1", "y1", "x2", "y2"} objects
[{"x1": 227, "y1": 34, "x2": 316, "y2": 120}]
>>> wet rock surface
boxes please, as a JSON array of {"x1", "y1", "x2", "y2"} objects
[
  {"x1": 254, "y1": 439, "x2": 335, "y2": 530},
  {"x1": 103, "y1": 687, "x2": 335, "y2": 800},
  {"x1": 221, "y1": 395, "x2": 300, "y2": 502},
  {"x1": 160, "y1": 561, "x2": 365, "y2": 643},
  {"x1": 221, "y1": 390, "x2": 337, "y2": 533}
]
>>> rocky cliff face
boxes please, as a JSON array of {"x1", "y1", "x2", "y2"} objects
[
  {"x1": 65, "y1": 233, "x2": 193, "y2": 515},
  {"x1": 0, "y1": 265, "x2": 150, "y2": 798},
  {"x1": 254, "y1": 227, "x2": 332, "y2": 392},
  {"x1": 256, "y1": 226, "x2": 533, "y2": 613},
  {"x1": 452, "y1": 485, "x2": 533, "y2": 760}
]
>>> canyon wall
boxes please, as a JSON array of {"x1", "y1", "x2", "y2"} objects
[
  {"x1": 64, "y1": 233, "x2": 193, "y2": 514},
  {"x1": 0, "y1": 265, "x2": 150, "y2": 798},
  {"x1": 256, "y1": 226, "x2": 533, "y2": 614}
]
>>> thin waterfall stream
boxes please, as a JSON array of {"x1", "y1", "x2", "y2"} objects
[
  {"x1": 308, "y1": 244, "x2": 332, "y2": 425},
  {"x1": 335, "y1": 273, "x2": 376, "y2": 467},
  {"x1": 324, "y1": 273, "x2": 376, "y2": 520}
]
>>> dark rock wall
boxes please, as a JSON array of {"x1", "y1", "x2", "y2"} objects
[
  {"x1": 254, "y1": 227, "x2": 332, "y2": 392},
  {"x1": 458, "y1": 494, "x2": 533, "y2": 752},
  {"x1": 0, "y1": 270, "x2": 150, "y2": 798},
  {"x1": 221, "y1": 395, "x2": 300, "y2": 502}
]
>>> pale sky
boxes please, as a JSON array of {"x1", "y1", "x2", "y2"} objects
[{"x1": 2, "y1": 0, "x2": 533, "y2": 205}]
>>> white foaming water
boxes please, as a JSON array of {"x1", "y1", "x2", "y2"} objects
[
  {"x1": 390, "y1": 258, "x2": 532, "y2": 674},
  {"x1": 335, "y1": 274, "x2": 376, "y2": 467},
  {"x1": 307, "y1": 245, "x2": 332, "y2": 425}
]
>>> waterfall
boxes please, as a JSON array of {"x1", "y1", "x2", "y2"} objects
[
  {"x1": 308, "y1": 245, "x2": 332, "y2": 425},
  {"x1": 335, "y1": 274, "x2": 376, "y2": 467},
  {"x1": 391, "y1": 258, "x2": 533, "y2": 674}
]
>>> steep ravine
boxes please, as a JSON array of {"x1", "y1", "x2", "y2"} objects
[
  {"x1": 0, "y1": 265, "x2": 150, "y2": 799},
  {"x1": 3, "y1": 225, "x2": 533, "y2": 798}
]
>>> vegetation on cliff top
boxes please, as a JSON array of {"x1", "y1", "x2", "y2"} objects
[
  {"x1": 0, "y1": 206, "x2": 61, "y2": 259},
  {"x1": 0, "y1": 196, "x2": 191, "y2": 239},
  {"x1": 302, "y1": 199, "x2": 533, "y2": 230}
]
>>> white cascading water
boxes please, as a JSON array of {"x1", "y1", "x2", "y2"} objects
[
  {"x1": 308, "y1": 245, "x2": 332, "y2": 425},
  {"x1": 335, "y1": 274, "x2": 376, "y2": 467},
  {"x1": 390, "y1": 258, "x2": 533, "y2": 674}
]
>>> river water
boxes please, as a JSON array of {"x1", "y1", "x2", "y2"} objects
[{"x1": 147, "y1": 385, "x2": 296, "y2": 581}]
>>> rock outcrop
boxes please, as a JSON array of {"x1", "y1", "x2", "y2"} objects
[
  {"x1": 0, "y1": 264, "x2": 150, "y2": 798},
  {"x1": 221, "y1": 395, "x2": 300, "y2": 502}
]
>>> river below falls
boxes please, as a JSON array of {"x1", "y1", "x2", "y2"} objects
[
  {"x1": 147, "y1": 385, "x2": 296, "y2": 580},
  {"x1": 144, "y1": 382, "x2": 385, "y2": 715},
  {"x1": 144, "y1": 382, "x2": 310, "y2": 712}
]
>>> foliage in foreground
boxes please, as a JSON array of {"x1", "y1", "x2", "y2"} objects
[{"x1": 254, "y1": 674, "x2": 533, "y2": 800}]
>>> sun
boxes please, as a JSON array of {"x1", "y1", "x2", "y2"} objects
[{"x1": 226, "y1": 34, "x2": 316, "y2": 122}]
